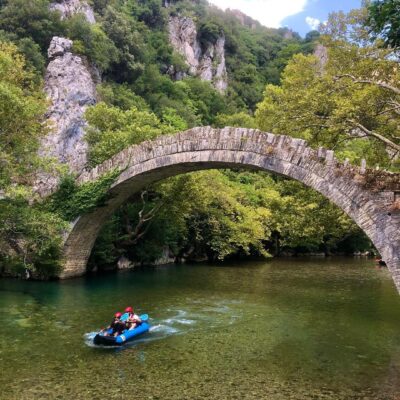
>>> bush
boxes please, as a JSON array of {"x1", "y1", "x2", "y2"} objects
[{"x1": 44, "y1": 171, "x2": 120, "y2": 221}]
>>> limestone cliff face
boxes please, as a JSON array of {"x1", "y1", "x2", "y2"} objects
[
  {"x1": 50, "y1": 0, "x2": 95, "y2": 24},
  {"x1": 36, "y1": 1, "x2": 98, "y2": 194},
  {"x1": 38, "y1": 37, "x2": 97, "y2": 190},
  {"x1": 168, "y1": 16, "x2": 227, "y2": 92}
]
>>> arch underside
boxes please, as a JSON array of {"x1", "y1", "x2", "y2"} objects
[{"x1": 62, "y1": 146, "x2": 400, "y2": 292}]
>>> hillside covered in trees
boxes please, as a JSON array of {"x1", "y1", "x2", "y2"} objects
[{"x1": 0, "y1": 0, "x2": 398, "y2": 278}]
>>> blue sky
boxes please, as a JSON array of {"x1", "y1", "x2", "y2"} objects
[
  {"x1": 208, "y1": 0, "x2": 362, "y2": 36},
  {"x1": 282, "y1": 0, "x2": 362, "y2": 36}
]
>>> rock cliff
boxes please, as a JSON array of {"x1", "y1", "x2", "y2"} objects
[
  {"x1": 37, "y1": 37, "x2": 97, "y2": 193},
  {"x1": 168, "y1": 16, "x2": 227, "y2": 92},
  {"x1": 50, "y1": 0, "x2": 95, "y2": 24},
  {"x1": 37, "y1": 1, "x2": 98, "y2": 194}
]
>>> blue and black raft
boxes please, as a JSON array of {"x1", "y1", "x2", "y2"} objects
[{"x1": 93, "y1": 313, "x2": 150, "y2": 346}]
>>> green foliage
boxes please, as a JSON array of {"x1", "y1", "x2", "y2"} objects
[
  {"x1": 133, "y1": 68, "x2": 233, "y2": 126},
  {"x1": 0, "y1": 41, "x2": 47, "y2": 191},
  {"x1": 0, "y1": 32, "x2": 45, "y2": 78},
  {"x1": 97, "y1": 82, "x2": 150, "y2": 111},
  {"x1": 255, "y1": 39, "x2": 399, "y2": 168},
  {"x1": 66, "y1": 15, "x2": 119, "y2": 72},
  {"x1": 45, "y1": 171, "x2": 120, "y2": 221},
  {"x1": 213, "y1": 112, "x2": 257, "y2": 129},
  {"x1": 161, "y1": 107, "x2": 188, "y2": 131},
  {"x1": 272, "y1": 179, "x2": 360, "y2": 253},
  {"x1": 367, "y1": 0, "x2": 400, "y2": 48},
  {"x1": 85, "y1": 102, "x2": 176, "y2": 166},
  {"x1": 102, "y1": 6, "x2": 147, "y2": 82},
  {"x1": 0, "y1": 41, "x2": 66, "y2": 277},
  {"x1": 0, "y1": 0, "x2": 65, "y2": 52},
  {"x1": 128, "y1": 0, "x2": 167, "y2": 28},
  {"x1": 87, "y1": 215, "x2": 120, "y2": 268},
  {"x1": 92, "y1": 169, "x2": 369, "y2": 268},
  {"x1": 198, "y1": 21, "x2": 223, "y2": 48},
  {"x1": 92, "y1": 170, "x2": 275, "y2": 265},
  {"x1": 0, "y1": 198, "x2": 66, "y2": 278},
  {"x1": 200, "y1": 6, "x2": 319, "y2": 110}
]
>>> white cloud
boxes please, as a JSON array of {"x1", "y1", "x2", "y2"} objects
[
  {"x1": 208, "y1": 0, "x2": 309, "y2": 28},
  {"x1": 305, "y1": 16, "x2": 320, "y2": 30}
]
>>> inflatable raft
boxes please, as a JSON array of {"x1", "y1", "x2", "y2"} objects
[{"x1": 93, "y1": 313, "x2": 150, "y2": 346}]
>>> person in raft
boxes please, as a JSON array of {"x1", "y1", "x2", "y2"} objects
[
  {"x1": 103, "y1": 312, "x2": 126, "y2": 337},
  {"x1": 124, "y1": 306, "x2": 142, "y2": 330}
]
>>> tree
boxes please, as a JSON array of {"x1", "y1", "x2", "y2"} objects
[
  {"x1": 66, "y1": 15, "x2": 119, "y2": 72},
  {"x1": 367, "y1": 0, "x2": 400, "y2": 48},
  {"x1": 91, "y1": 170, "x2": 275, "y2": 267},
  {"x1": 85, "y1": 102, "x2": 177, "y2": 166},
  {"x1": 0, "y1": 41, "x2": 47, "y2": 190},
  {"x1": 102, "y1": 6, "x2": 147, "y2": 82},
  {"x1": 0, "y1": 32, "x2": 45, "y2": 79},
  {"x1": 213, "y1": 112, "x2": 257, "y2": 129},
  {"x1": 0, "y1": 0, "x2": 65, "y2": 52},
  {"x1": 97, "y1": 82, "x2": 150, "y2": 111},
  {"x1": 0, "y1": 42, "x2": 66, "y2": 277},
  {"x1": 272, "y1": 180, "x2": 360, "y2": 254},
  {"x1": 0, "y1": 199, "x2": 65, "y2": 277},
  {"x1": 256, "y1": 8, "x2": 400, "y2": 169}
]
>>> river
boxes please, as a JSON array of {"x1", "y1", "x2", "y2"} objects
[{"x1": 1, "y1": 258, "x2": 400, "y2": 399}]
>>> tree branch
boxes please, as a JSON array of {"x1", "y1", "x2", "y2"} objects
[
  {"x1": 335, "y1": 74, "x2": 400, "y2": 96},
  {"x1": 347, "y1": 119, "x2": 400, "y2": 152},
  {"x1": 118, "y1": 190, "x2": 163, "y2": 248}
]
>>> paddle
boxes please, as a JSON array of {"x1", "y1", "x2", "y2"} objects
[
  {"x1": 120, "y1": 313, "x2": 149, "y2": 322},
  {"x1": 140, "y1": 314, "x2": 149, "y2": 322}
]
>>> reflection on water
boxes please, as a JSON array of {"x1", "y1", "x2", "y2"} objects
[{"x1": 1, "y1": 258, "x2": 400, "y2": 399}]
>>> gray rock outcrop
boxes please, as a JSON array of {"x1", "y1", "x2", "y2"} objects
[
  {"x1": 314, "y1": 43, "x2": 328, "y2": 71},
  {"x1": 168, "y1": 16, "x2": 227, "y2": 92},
  {"x1": 50, "y1": 0, "x2": 95, "y2": 24},
  {"x1": 37, "y1": 37, "x2": 97, "y2": 192}
]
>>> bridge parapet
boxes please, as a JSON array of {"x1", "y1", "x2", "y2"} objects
[{"x1": 78, "y1": 127, "x2": 398, "y2": 191}]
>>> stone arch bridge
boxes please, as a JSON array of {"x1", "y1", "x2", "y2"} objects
[{"x1": 61, "y1": 127, "x2": 400, "y2": 291}]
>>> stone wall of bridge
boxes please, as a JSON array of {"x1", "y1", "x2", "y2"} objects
[{"x1": 61, "y1": 127, "x2": 400, "y2": 291}]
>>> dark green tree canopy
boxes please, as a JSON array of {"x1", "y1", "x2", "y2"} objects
[{"x1": 367, "y1": 0, "x2": 400, "y2": 48}]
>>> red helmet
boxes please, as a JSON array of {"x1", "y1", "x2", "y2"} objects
[
  {"x1": 115, "y1": 312, "x2": 122, "y2": 318},
  {"x1": 125, "y1": 306, "x2": 133, "y2": 313}
]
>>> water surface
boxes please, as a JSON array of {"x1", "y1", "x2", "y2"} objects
[{"x1": 1, "y1": 258, "x2": 400, "y2": 399}]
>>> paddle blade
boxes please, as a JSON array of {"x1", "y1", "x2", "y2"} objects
[{"x1": 140, "y1": 314, "x2": 149, "y2": 322}]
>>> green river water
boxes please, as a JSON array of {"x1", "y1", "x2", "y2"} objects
[{"x1": 1, "y1": 258, "x2": 400, "y2": 399}]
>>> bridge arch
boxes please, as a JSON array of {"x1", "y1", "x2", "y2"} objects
[{"x1": 61, "y1": 127, "x2": 400, "y2": 292}]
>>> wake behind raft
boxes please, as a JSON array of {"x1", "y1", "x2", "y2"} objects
[{"x1": 93, "y1": 313, "x2": 150, "y2": 346}]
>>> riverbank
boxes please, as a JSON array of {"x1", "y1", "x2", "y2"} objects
[{"x1": 0, "y1": 251, "x2": 380, "y2": 281}]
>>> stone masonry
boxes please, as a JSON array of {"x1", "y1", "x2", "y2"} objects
[{"x1": 61, "y1": 127, "x2": 400, "y2": 293}]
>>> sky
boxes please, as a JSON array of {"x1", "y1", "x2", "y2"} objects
[{"x1": 208, "y1": 0, "x2": 362, "y2": 36}]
